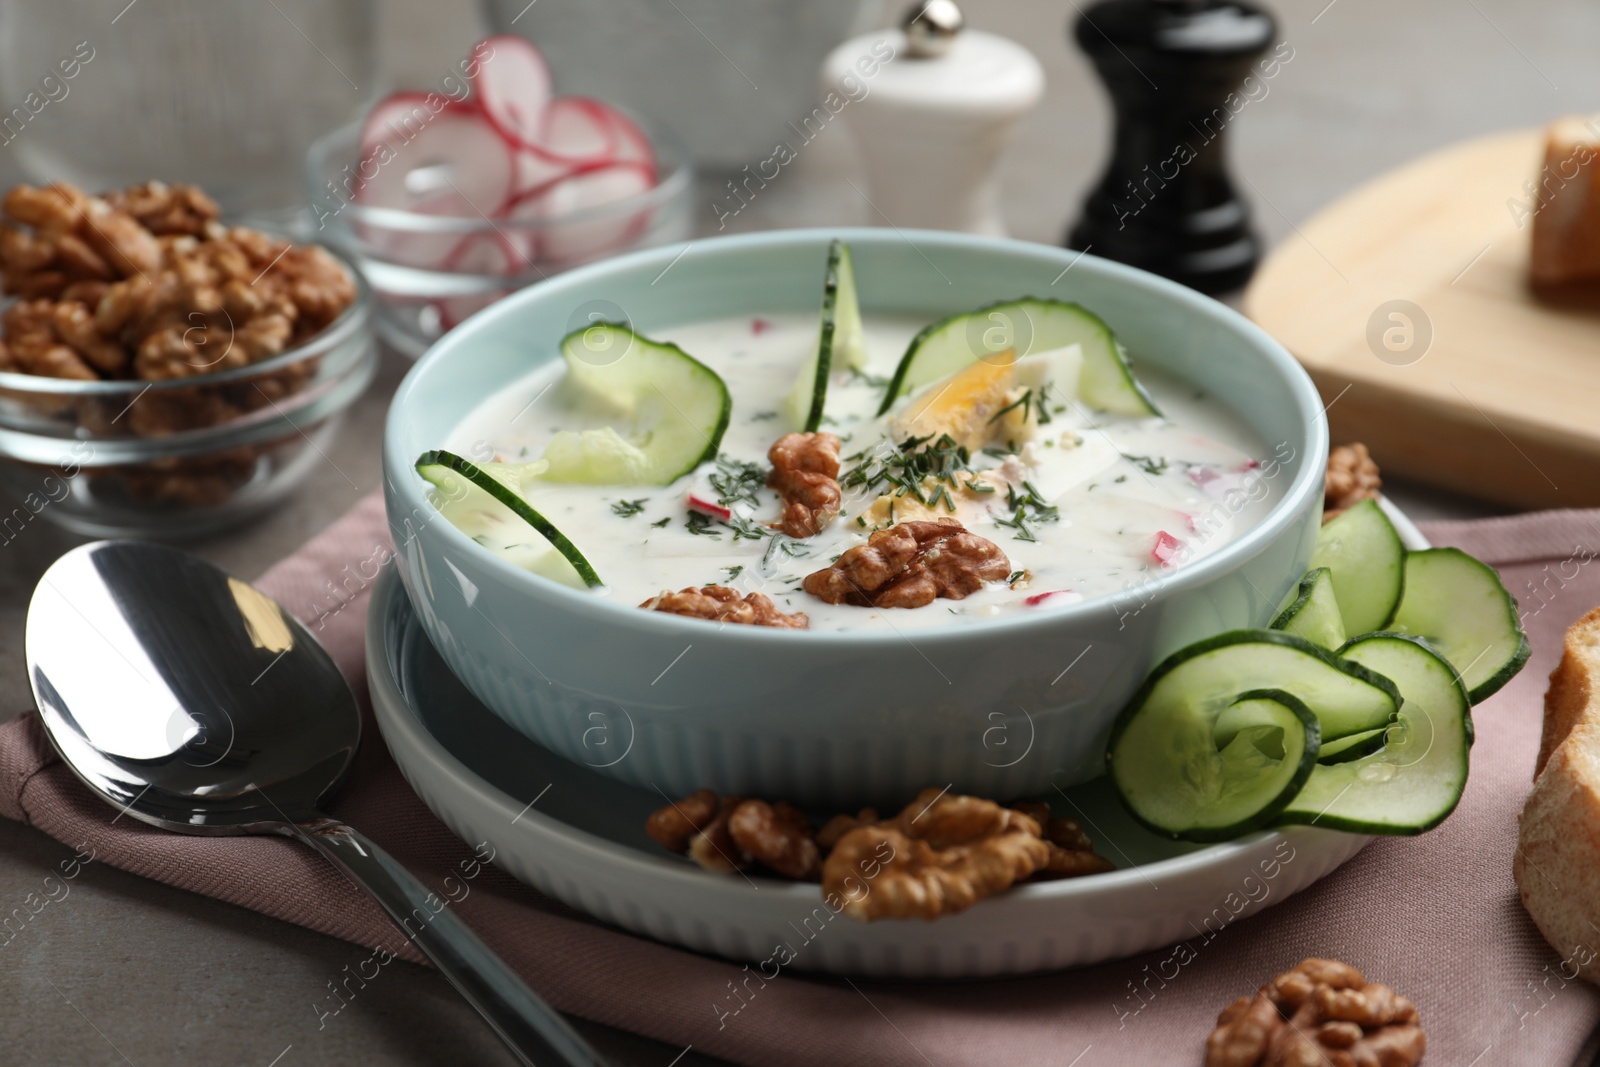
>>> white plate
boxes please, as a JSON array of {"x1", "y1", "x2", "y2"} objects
[{"x1": 366, "y1": 499, "x2": 1424, "y2": 978}]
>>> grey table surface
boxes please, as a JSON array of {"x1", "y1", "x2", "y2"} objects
[{"x1": 1, "y1": 0, "x2": 1596, "y2": 1064}]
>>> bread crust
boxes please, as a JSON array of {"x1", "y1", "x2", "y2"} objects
[
  {"x1": 1516, "y1": 726, "x2": 1600, "y2": 982},
  {"x1": 1517, "y1": 608, "x2": 1600, "y2": 982},
  {"x1": 1536, "y1": 606, "x2": 1600, "y2": 776}
]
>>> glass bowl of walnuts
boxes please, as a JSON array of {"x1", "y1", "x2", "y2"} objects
[{"x1": 0, "y1": 180, "x2": 375, "y2": 539}]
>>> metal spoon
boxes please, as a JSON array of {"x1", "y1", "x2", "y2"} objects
[{"x1": 25, "y1": 540, "x2": 603, "y2": 1067}]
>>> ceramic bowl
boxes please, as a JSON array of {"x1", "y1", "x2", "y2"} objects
[{"x1": 381, "y1": 229, "x2": 1328, "y2": 808}]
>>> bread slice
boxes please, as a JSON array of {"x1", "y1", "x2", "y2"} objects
[
  {"x1": 1530, "y1": 114, "x2": 1600, "y2": 288},
  {"x1": 1536, "y1": 606, "x2": 1600, "y2": 776},
  {"x1": 1516, "y1": 608, "x2": 1600, "y2": 980},
  {"x1": 1517, "y1": 724, "x2": 1600, "y2": 980}
]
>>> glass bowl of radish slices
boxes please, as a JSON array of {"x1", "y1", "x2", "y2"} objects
[{"x1": 305, "y1": 35, "x2": 694, "y2": 359}]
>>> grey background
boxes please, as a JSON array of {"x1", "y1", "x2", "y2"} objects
[{"x1": 1, "y1": 0, "x2": 1595, "y2": 1063}]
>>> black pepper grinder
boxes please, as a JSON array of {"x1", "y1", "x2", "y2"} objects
[{"x1": 1067, "y1": 0, "x2": 1277, "y2": 294}]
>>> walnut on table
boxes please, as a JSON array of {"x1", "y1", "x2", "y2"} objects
[
  {"x1": 1205, "y1": 958, "x2": 1425, "y2": 1067},
  {"x1": 640, "y1": 585, "x2": 810, "y2": 629},
  {"x1": 802, "y1": 518, "x2": 1011, "y2": 609},
  {"x1": 766, "y1": 430, "x2": 842, "y2": 538},
  {"x1": 1324, "y1": 442, "x2": 1381, "y2": 521}
]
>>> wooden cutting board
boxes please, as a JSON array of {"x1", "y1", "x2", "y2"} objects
[{"x1": 1244, "y1": 127, "x2": 1600, "y2": 509}]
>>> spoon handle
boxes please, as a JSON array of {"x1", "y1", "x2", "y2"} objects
[{"x1": 296, "y1": 817, "x2": 604, "y2": 1067}]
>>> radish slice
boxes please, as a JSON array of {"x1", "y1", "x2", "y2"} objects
[
  {"x1": 539, "y1": 96, "x2": 618, "y2": 166},
  {"x1": 353, "y1": 190, "x2": 471, "y2": 269},
  {"x1": 686, "y1": 493, "x2": 732, "y2": 522},
  {"x1": 525, "y1": 163, "x2": 656, "y2": 264},
  {"x1": 593, "y1": 102, "x2": 657, "y2": 175},
  {"x1": 1025, "y1": 589, "x2": 1081, "y2": 607},
  {"x1": 355, "y1": 102, "x2": 516, "y2": 221},
  {"x1": 441, "y1": 231, "x2": 523, "y2": 276},
  {"x1": 472, "y1": 35, "x2": 554, "y2": 152},
  {"x1": 1152, "y1": 530, "x2": 1184, "y2": 567},
  {"x1": 359, "y1": 91, "x2": 449, "y2": 160},
  {"x1": 510, "y1": 147, "x2": 574, "y2": 201}
]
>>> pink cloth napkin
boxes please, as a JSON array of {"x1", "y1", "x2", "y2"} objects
[{"x1": 4, "y1": 493, "x2": 1600, "y2": 1067}]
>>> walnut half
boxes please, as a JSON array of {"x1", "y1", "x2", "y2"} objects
[
  {"x1": 645, "y1": 788, "x2": 1114, "y2": 918},
  {"x1": 640, "y1": 585, "x2": 809, "y2": 628},
  {"x1": 822, "y1": 788, "x2": 1050, "y2": 922},
  {"x1": 802, "y1": 519, "x2": 1010, "y2": 609},
  {"x1": 767, "y1": 431, "x2": 841, "y2": 538},
  {"x1": 1325, "y1": 442, "x2": 1381, "y2": 521},
  {"x1": 1205, "y1": 958, "x2": 1425, "y2": 1067}
]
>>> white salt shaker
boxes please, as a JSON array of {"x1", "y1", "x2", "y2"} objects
[{"x1": 823, "y1": 1, "x2": 1044, "y2": 236}]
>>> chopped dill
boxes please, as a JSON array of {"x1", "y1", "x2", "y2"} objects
[
  {"x1": 710, "y1": 454, "x2": 766, "y2": 509},
  {"x1": 987, "y1": 389, "x2": 1032, "y2": 425},
  {"x1": 722, "y1": 514, "x2": 769, "y2": 541},
  {"x1": 650, "y1": 516, "x2": 672, "y2": 528},
  {"x1": 1034, "y1": 385, "x2": 1055, "y2": 425},
  {"x1": 847, "y1": 366, "x2": 891, "y2": 389},
  {"x1": 686, "y1": 504, "x2": 766, "y2": 541},
  {"x1": 685, "y1": 511, "x2": 721, "y2": 537},
  {"x1": 723, "y1": 565, "x2": 744, "y2": 582},
  {"x1": 750, "y1": 410, "x2": 779, "y2": 421},
  {"x1": 1114, "y1": 474, "x2": 1127, "y2": 484},
  {"x1": 841, "y1": 433, "x2": 978, "y2": 503},
  {"x1": 611, "y1": 498, "x2": 649, "y2": 517},
  {"x1": 762, "y1": 532, "x2": 812, "y2": 569},
  {"x1": 1121, "y1": 453, "x2": 1169, "y2": 476},
  {"x1": 993, "y1": 480, "x2": 1060, "y2": 543}
]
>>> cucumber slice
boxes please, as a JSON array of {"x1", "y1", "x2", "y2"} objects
[
  {"x1": 551, "y1": 323, "x2": 730, "y2": 485},
  {"x1": 879, "y1": 298, "x2": 1159, "y2": 418},
  {"x1": 416, "y1": 449, "x2": 603, "y2": 588},
  {"x1": 1271, "y1": 567, "x2": 1346, "y2": 650},
  {"x1": 1112, "y1": 683, "x2": 1318, "y2": 842},
  {"x1": 1388, "y1": 548, "x2": 1531, "y2": 703},
  {"x1": 1277, "y1": 633, "x2": 1472, "y2": 835},
  {"x1": 1107, "y1": 630, "x2": 1401, "y2": 841},
  {"x1": 785, "y1": 239, "x2": 865, "y2": 432},
  {"x1": 1310, "y1": 498, "x2": 1404, "y2": 635},
  {"x1": 1316, "y1": 726, "x2": 1388, "y2": 764}
]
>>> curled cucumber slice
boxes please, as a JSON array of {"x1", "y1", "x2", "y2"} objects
[
  {"x1": 1107, "y1": 629, "x2": 1399, "y2": 841},
  {"x1": 1310, "y1": 498, "x2": 1404, "y2": 635},
  {"x1": 1388, "y1": 547, "x2": 1530, "y2": 703},
  {"x1": 785, "y1": 239, "x2": 865, "y2": 432},
  {"x1": 1276, "y1": 633, "x2": 1472, "y2": 835},
  {"x1": 1315, "y1": 725, "x2": 1388, "y2": 765},
  {"x1": 549, "y1": 323, "x2": 730, "y2": 485},
  {"x1": 1271, "y1": 567, "x2": 1345, "y2": 650},
  {"x1": 417, "y1": 449, "x2": 603, "y2": 588},
  {"x1": 879, "y1": 298, "x2": 1158, "y2": 418}
]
